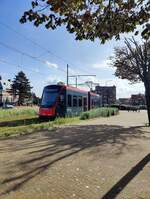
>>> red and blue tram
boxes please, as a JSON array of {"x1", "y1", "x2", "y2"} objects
[{"x1": 39, "y1": 84, "x2": 101, "y2": 118}]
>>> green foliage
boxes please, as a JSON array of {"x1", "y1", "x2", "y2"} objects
[
  {"x1": 80, "y1": 108, "x2": 118, "y2": 120},
  {"x1": 57, "y1": 81, "x2": 65, "y2": 85},
  {"x1": 80, "y1": 112, "x2": 90, "y2": 120},
  {"x1": 0, "y1": 107, "x2": 119, "y2": 137},
  {"x1": 20, "y1": 0, "x2": 150, "y2": 43},
  {"x1": 0, "y1": 107, "x2": 79, "y2": 138},
  {"x1": 0, "y1": 107, "x2": 38, "y2": 122},
  {"x1": 53, "y1": 116, "x2": 79, "y2": 125},
  {"x1": 11, "y1": 71, "x2": 32, "y2": 105},
  {"x1": 31, "y1": 92, "x2": 40, "y2": 105}
]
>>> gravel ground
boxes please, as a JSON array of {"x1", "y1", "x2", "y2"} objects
[{"x1": 0, "y1": 111, "x2": 150, "y2": 199}]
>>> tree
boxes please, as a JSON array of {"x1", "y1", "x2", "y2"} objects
[
  {"x1": 31, "y1": 92, "x2": 40, "y2": 105},
  {"x1": 110, "y1": 37, "x2": 150, "y2": 125},
  {"x1": 20, "y1": 0, "x2": 150, "y2": 43},
  {"x1": 57, "y1": 81, "x2": 65, "y2": 85},
  {"x1": 11, "y1": 71, "x2": 32, "y2": 105}
]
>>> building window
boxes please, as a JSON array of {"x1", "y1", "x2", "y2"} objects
[
  {"x1": 78, "y1": 96, "x2": 82, "y2": 107},
  {"x1": 67, "y1": 94, "x2": 72, "y2": 107},
  {"x1": 73, "y1": 96, "x2": 77, "y2": 107}
]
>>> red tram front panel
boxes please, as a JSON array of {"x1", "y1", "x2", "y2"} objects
[{"x1": 39, "y1": 107, "x2": 56, "y2": 117}]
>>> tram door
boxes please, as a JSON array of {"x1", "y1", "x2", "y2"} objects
[
  {"x1": 83, "y1": 97, "x2": 87, "y2": 112},
  {"x1": 56, "y1": 93, "x2": 66, "y2": 117}
]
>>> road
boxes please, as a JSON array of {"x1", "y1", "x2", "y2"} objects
[{"x1": 0, "y1": 111, "x2": 150, "y2": 199}]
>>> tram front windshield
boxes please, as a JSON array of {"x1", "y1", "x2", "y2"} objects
[{"x1": 41, "y1": 88, "x2": 59, "y2": 107}]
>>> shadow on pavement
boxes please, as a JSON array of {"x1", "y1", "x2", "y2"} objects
[
  {"x1": 0, "y1": 124, "x2": 149, "y2": 196},
  {"x1": 101, "y1": 153, "x2": 150, "y2": 199}
]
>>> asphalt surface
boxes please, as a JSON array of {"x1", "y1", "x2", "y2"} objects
[{"x1": 0, "y1": 111, "x2": 150, "y2": 199}]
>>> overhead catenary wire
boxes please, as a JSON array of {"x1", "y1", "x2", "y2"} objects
[
  {"x1": 0, "y1": 20, "x2": 91, "y2": 75},
  {"x1": 0, "y1": 21, "x2": 97, "y2": 88},
  {"x1": 0, "y1": 21, "x2": 68, "y2": 63},
  {"x1": 0, "y1": 59, "x2": 92, "y2": 90},
  {"x1": 0, "y1": 41, "x2": 66, "y2": 74},
  {"x1": 0, "y1": 40, "x2": 95, "y2": 86},
  {"x1": 0, "y1": 58, "x2": 49, "y2": 77},
  {"x1": 0, "y1": 58, "x2": 95, "y2": 90}
]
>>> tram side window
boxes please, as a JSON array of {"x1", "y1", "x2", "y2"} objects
[
  {"x1": 83, "y1": 97, "x2": 87, "y2": 111},
  {"x1": 92, "y1": 99, "x2": 94, "y2": 105},
  {"x1": 93, "y1": 99, "x2": 95, "y2": 106},
  {"x1": 73, "y1": 96, "x2": 77, "y2": 107},
  {"x1": 78, "y1": 96, "x2": 82, "y2": 107},
  {"x1": 67, "y1": 94, "x2": 72, "y2": 107}
]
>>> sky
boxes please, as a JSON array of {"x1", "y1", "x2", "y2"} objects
[{"x1": 0, "y1": 0, "x2": 145, "y2": 98}]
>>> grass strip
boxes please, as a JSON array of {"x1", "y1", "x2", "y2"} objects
[
  {"x1": 0, "y1": 107, "x2": 38, "y2": 122},
  {"x1": 0, "y1": 116, "x2": 79, "y2": 138},
  {"x1": 0, "y1": 107, "x2": 119, "y2": 138}
]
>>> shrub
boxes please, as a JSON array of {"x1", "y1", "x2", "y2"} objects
[
  {"x1": 80, "y1": 112, "x2": 90, "y2": 120},
  {"x1": 80, "y1": 108, "x2": 119, "y2": 120}
]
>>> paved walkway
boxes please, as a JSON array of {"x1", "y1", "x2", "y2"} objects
[{"x1": 0, "y1": 111, "x2": 150, "y2": 199}]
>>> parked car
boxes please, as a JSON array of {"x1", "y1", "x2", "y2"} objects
[
  {"x1": 139, "y1": 105, "x2": 147, "y2": 110},
  {"x1": 3, "y1": 104, "x2": 14, "y2": 109}
]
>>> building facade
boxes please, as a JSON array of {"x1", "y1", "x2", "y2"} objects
[
  {"x1": 94, "y1": 85, "x2": 116, "y2": 106},
  {"x1": 0, "y1": 81, "x2": 14, "y2": 106}
]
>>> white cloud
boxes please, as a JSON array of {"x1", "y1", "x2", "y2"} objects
[
  {"x1": 92, "y1": 59, "x2": 114, "y2": 70},
  {"x1": 45, "y1": 61, "x2": 58, "y2": 69},
  {"x1": 83, "y1": 76, "x2": 99, "y2": 83},
  {"x1": 77, "y1": 76, "x2": 145, "y2": 98},
  {"x1": 96, "y1": 78, "x2": 145, "y2": 98},
  {"x1": 44, "y1": 75, "x2": 65, "y2": 85},
  {"x1": 115, "y1": 80, "x2": 144, "y2": 98}
]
